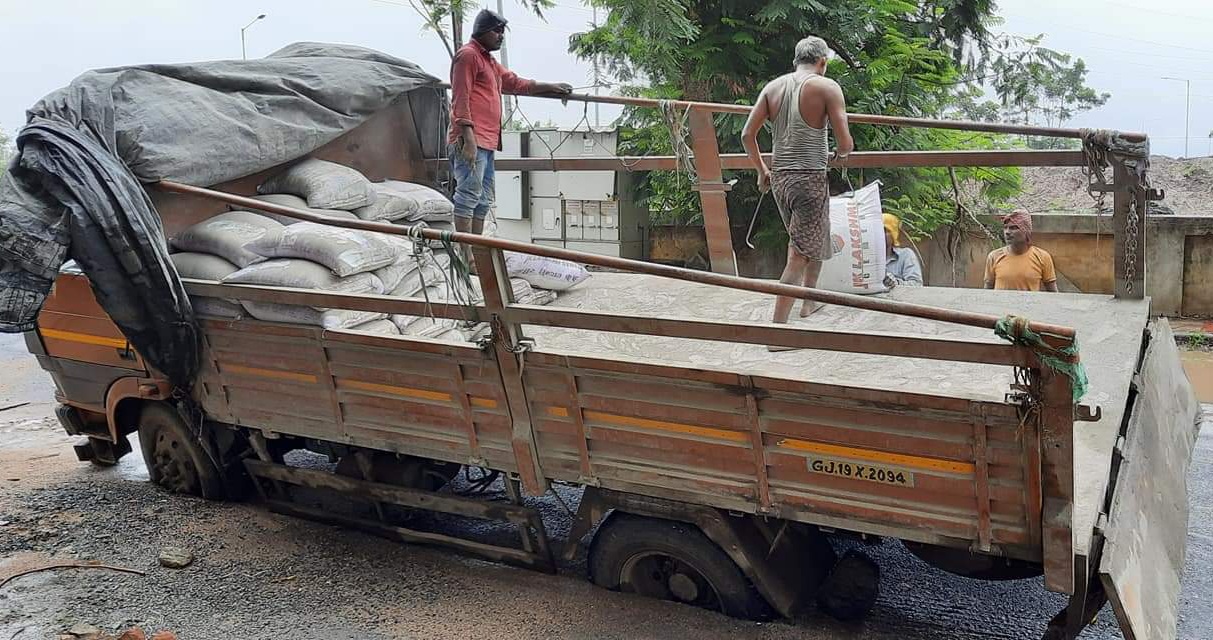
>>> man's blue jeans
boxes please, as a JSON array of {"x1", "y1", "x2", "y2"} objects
[{"x1": 449, "y1": 144, "x2": 495, "y2": 221}]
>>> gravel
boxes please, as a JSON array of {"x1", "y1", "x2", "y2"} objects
[{"x1": 2, "y1": 330, "x2": 1210, "y2": 640}]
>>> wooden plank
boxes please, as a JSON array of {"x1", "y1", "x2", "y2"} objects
[
  {"x1": 742, "y1": 376, "x2": 771, "y2": 511},
  {"x1": 451, "y1": 361, "x2": 484, "y2": 463},
  {"x1": 972, "y1": 405, "x2": 993, "y2": 552},
  {"x1": 185, "y1": 279, "x2": 484, "y2": 321},
  {"x1": 1039, "y1": 366, "x2": 1076, "y2": 594},
  {"x1": 688, "y1": 108, "x2": 738, "y2": 275},
  {"x1": 563, "y1": 371, "x2": 594, "y2": 480},
  {"x1": 509, "y1": 305, "x2": 1033, "y2": 367},
  {"x1": 1100, "y1": 320, "x2": 1200, "y2": 640},
  {"x1": 474, "y1": 246, "x2": 546, "y2": 495}
]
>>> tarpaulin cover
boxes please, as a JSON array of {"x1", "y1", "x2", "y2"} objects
[{"x1": 0, "y1": 42, "x2": 446, "y2": 386}]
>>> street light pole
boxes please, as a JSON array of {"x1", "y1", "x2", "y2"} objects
[
  {"x1": 241, "y1": 14, "x2": 267, "y2": 60},
  {"x1": 1162, "y1": 76, "x2": 1191, "y2": 157}
]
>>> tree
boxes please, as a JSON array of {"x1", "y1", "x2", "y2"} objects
[
  {"x1": 984, "y1": 35, "x2": 1109, "y2": 149},
  {"x1": 404, "y1": 0, "x2": 555, "y2": 58},
  {"x1": 569, "y1": 0, "x2": 1025, "y2": 245}
]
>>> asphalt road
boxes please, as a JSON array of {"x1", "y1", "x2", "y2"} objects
[{"x1": 1, "y1": 333, "x2": 1208, "y2": 639}]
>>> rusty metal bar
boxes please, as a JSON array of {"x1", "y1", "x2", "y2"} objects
[
  {"x1": 157, "y1": 180, "x2": 1077, "y2": 339},
  {"x1": 687, "y1": 109, "x2": 738, "y2": 274},
  {"x1": 506, "y1": 304, "x2": 1035, "y2": 367},
  {"x1": 494, "y1": 149, "x2": 1087, "y2": 172},
  {"x1": 549, "y1": 92, "x2": 1148, "y2": 142}
]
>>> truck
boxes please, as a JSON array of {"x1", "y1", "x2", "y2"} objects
[{"x1": 14, "y1": 66, "x2": 1201, "y2": 640}]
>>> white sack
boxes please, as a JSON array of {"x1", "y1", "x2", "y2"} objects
[
  {"x1": 504, "y1": 252, "x2": 590, "y2": 291},
  {"x1": 244, "y1": 194, "x2": 360, "y2": 226},
  {"x1": 224, "y1": 258, "x2": 384, "y2": 299},
  {"x1": 817, "y1": 181, "x2": 887, "y2": 294},
  {"x1": 248, "y1": 222, "x2": 397, "y2": 277},
  {"x1": 171, "y1": 211, "x2": 283, "y2": 268},
  {"x1": 258, "y1": 158, "x2": 376, "y2": 210}
]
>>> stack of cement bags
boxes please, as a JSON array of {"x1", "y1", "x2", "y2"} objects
[{"x1": 169, "y1": 157, "x2": 586, "y2": 341}]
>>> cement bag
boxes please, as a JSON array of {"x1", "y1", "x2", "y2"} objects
[
  {"x1": 171, "y1": 252, "x2": 244, "y2": 318},
  {"x1": 245, "y1": 194, "x2": 360, "y2": 226},
  {"x1": 224, "y1": 259, "x2": 385, "y2": 297},
  {"x1": 374, "y1": 255, "x2": 422, "y2": 293},
  {"x1": 348, "y1": 318, "x2": 401, "y2": 335},
  {"x1": 521, "y1": 288, "x2": 557, "y2": 306},
  {"x1": 390, "y1": 259, "x2": 446, "y2": 297},
  {"x1": 504, "y1": 252, "x2": 590, "y2": 291},
  {"x1": 353, "y1": 183, "x2": 421, "y2": 221},
  {"x1": 172, "y1": 211, "x2": 283, "y2": 268},
  {"x1": 242, "y1": 302, "x2": 386, "y2": 330},
  {"x1": 817, "y1": 181, "x2": 887, "y2": 294},
  {"x1": 171, "y1": 252, "x2": 238, "y2": 281},
  {"x1": 396, "y1": 315, "x2": 460, "y2": 337},
  {"x1": 376, "y1": 180, "x2": 454, "y2": 220},
  {"x1": 258, "y1": 158, "x2": 376, "y2": 210},
  {"x1": 249, "y1": 222, "x2": 397, "y2": 277},
  {"x1": 192, "y1": 298, "x2": 244, "y2": 318}
]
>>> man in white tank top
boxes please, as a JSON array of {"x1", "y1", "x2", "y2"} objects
[{"x1": 741, "y1": 36, "x2": 853, "y2": 348}]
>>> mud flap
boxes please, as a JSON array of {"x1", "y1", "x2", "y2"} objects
[{"x1": 1099, "y1": 319, "x2": 1201, "y2": 640}]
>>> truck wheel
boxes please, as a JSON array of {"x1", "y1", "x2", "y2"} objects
[
  {"x1": 816, "y1": 549, "x2": 880, "y2": 621},
  {"x1": 137, "y1": 403, "x2": 225, "y2": 500},
  {"x1": 589, "y1": 514, "x2": 773, "y2": 620}
]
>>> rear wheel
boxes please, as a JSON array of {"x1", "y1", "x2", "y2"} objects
[
  {"x1": 816, "y1": 549, "x2": 881, "y2": 621},
  {"x1": 137, "y1": 402, "x2": 225, "y2": 500},
  {"x1": 589, "y1": 514, "x2": 773, "y2": 620}
]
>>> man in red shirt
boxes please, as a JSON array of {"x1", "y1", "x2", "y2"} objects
[{"x1": 449, "y1": 9, "x2": 572, "y2": 236}]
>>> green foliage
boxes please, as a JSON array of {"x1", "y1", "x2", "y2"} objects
[
  {"x1": 569, "y1": 1, "x2": 1106, "y2": 247},
  {"x1": 406, "y1": 0, "x2": 555, "y2": 57},
  {"x1": 984, "y1": 35, "x2": 1108, "y2": 150}
]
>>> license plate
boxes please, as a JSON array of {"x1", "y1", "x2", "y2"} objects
[{"x1": 808, "y1": 457, "x2": 915, "y2": 487}]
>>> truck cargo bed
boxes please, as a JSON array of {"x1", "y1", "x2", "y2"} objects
[{"x1": 528, "y1": 273, "x2": 1150, "y2": 558}]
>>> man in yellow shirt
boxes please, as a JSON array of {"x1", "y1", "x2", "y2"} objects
[{"x1": 984, "y1": 210, "x2": 1059, "y2": 292}]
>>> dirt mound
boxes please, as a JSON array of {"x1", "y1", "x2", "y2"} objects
[{"x1": 1016, "y1": 156, "x2": 1213, "y2": 215}]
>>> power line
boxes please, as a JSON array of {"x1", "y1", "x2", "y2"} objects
[
  {"x1": 1002, "y1": 10, "x2": 1213, "y2": 56},
  {"x1": 1097, "y1": 0, "x2": 1213, "y2": 24}
]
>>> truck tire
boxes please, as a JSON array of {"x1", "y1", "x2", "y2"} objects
[
  {"x1": 816, "y1": 549, "x2": 880, "y2": 621},
  {"x1": 137, "y1": 402, "x2": 225, "y2": 500},
  {"x1": 589, "y1": 514, "x2": 773, "y2": 620}
]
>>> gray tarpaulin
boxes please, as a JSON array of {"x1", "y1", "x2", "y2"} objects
[{"x1": 0, "y1": 42, "x2": 446, "y2": 387}]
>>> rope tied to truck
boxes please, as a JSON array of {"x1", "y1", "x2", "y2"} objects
[{"x1": 994, "y1": 315, "x2": 1089, "y2": 402}]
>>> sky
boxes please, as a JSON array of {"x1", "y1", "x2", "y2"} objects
[{"x1": 1, "y1": 0, "x2": 1211, "y2": 158}]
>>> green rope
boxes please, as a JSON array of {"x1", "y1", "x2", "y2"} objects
[{"x1": 994, "y1": 315, "x2": 1089, "y2": 402}]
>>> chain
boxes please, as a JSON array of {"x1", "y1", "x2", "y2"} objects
[{"x1": 1124, "y1": 182, "x2": 1141, "y2": 294}]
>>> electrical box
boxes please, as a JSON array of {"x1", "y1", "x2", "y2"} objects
[
  {"x1": 530, "y1": 196, "x2": 562, "y2": 241},
  {"x1": 564, "y1": 199, "x2": 583, "y2": 241},
  {"x1": 496, "y1": 131, "x2": 525, "y2": 220},
  {"x1": 510, "y1": 127, "x2": 647, "y2": 260},
  {"x1": 599, "y1": 200, "x2": 620, "y2": 242}
]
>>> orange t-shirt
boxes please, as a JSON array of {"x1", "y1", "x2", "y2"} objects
[{"x1": 984, "y1": 246, "x2": 1057, "y2": 291}]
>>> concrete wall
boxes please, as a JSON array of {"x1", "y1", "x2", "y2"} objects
[
  {"x1": 920, "y1": 214, "x2": 1213, "y2": 317},
  {"x1": 646, "y1": 215, "x2": 1213, "y2": 317}
]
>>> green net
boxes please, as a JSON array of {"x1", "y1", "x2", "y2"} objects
[{"x1": 994, "y1": 315, "x2": 1088, "y2": 402}]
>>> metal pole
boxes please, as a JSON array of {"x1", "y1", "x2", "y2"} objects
[
  {"x1": 155, "y1": 179, "x2": 1078, "y2": 338},
  {"x1": 592, "y1": 5, "x2": 600, "y2": 128},
  {"x1": 240, "y1": 14, "x2": 266, "y2": 61},
  {"x1": 497, "y1": 0, "x2": 512, "y2": 120}
]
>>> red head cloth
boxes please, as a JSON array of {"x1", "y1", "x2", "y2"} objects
[{"x1": 1002, "y1": 210, "x2": 1033, "y2": 241}]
